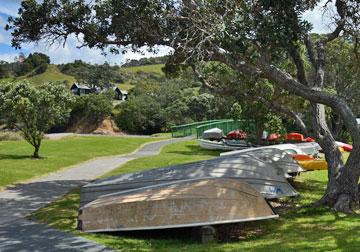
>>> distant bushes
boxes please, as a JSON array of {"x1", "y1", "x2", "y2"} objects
[
  {"x1": 0, "y1": 131, "x2": 23, "y2": 141},
  {"x1": 115, "y1": 96, "x2": 166, "y2": 135},
  {"x1": 70, "y1": 94, "x2": 113, "y2": 124}
]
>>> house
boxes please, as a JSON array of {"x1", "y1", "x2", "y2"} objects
[
  {"x1": 113, "y1": 87, "x2": 128, "y2": 101},
  {"x1": 70, "y1": 83, "x2": 94, "y2": 96}
]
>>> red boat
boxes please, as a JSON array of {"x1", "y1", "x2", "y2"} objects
[
  {"x1": 226, "y1": 130, "x2": 247, "y2": 140},
  {"x1": 268, "y1": 133, "x2": 281, "y2": 141},
  {"x1": 305, "y1": 137, "x2": 315, "y2": 142},
  {"x1": 286, "y1": 133, "x2": 304, "y2": 142}
]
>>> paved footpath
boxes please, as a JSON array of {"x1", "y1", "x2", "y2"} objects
[{"x1": 0, "y1": 137, "x2": 189, "y2": 252}]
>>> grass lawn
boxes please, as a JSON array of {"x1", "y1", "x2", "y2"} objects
[
  {"x1": 0, "y1": 136, "x2": 161, "y2": 189},
  {"x1": 30, "y1": 141, "x2": 360, "y2": 252}
]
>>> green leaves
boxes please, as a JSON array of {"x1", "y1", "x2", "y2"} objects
[{"x1": 0, "y1": 82, "x2": 73, "y2": 157}]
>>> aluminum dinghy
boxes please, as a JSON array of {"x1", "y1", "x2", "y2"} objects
[
  {"x1": 80, "y1": 155, "x2": 299, "y2": 206},
  {"x1": 220, "y1": 147, "x2": 304, "y2": 175},
  {"x1": 78, "y1": 178, "x2": 278, "y2": 233}
]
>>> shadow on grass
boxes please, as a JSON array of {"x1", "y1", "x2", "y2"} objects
[
  {"x1": 30, "y1": 168, "x2": 360, "y2": 251},
  {"x1": 0, "y1": 154, "x2": 33, "y2": 160},
  {"x1": 167, "y1": 144, "x2": 220, "y2": 156}
]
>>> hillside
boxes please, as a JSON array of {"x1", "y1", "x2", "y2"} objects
[
  {"x1": 118, "y1": 64, "x2": 165, "y2": 91},
  {"x1": 1, "y1": 61, "x2": 165, "y2": 91},
  {"x1": 17, "y1": 65, "x2": 76, "y2": 87},
  {"x1": 121, "y1": 64, "x2": 165, "y2": 75}
]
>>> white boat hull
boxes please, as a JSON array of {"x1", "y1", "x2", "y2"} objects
[{"x1": 198, "y1": 139, "x2": 250, "y2": 151}]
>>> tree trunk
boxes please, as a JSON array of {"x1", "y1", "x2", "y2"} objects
[
  {"x1": 33, "y1": 145, "x2": 40, "y2": 159},
  {"x1": 256, "y1": 61, "x2": 360, "y2": 212},
  {"x1": 310, "y1": 104, "x2": 359, "y2": 212}
]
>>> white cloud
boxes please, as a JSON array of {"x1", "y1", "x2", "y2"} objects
[
  {"x1": 23, "y1": 35, "x2": 172, "y2": 65},
  {"x1": 0, "y1": 52, "x2": 18, "y2": 62}
]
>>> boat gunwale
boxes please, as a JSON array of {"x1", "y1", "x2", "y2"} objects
[
  {"x1": 80, "y1": 177, "x2": 299, "y2": 207},
  {"x1": 82, "y1": 214, "x2": 279, "y2": 233}
]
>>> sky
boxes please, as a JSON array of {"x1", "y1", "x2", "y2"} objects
[{"x1": 0, "y1": 0, "x2": 334, "y2": 65}]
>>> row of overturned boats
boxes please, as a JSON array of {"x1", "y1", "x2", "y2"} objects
[{"x1": 77, "y1": 129, "x2": 352, "y2": 234}]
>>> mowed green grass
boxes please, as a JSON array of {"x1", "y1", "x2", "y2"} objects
[
  {"x1": 104, "y1": 140, "x2": 220, "y2": 177},
  {"x1": 0, "y1": 136, "x2": 160, "y2": 189},
  {"x1": 30, "y1": 140, "x2": 360, "y2": 251}
]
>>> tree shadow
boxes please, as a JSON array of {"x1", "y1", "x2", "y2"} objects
[
  {"x1": 0, "y1": 154, "x2": 32, "y2": 160},
  {"x1": 167, "y1": 144, "x2": 221, "y2": 156}
]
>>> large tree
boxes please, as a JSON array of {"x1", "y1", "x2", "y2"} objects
[{"x1": 7, "y1": 0, "x2": 360, "y2": 212}]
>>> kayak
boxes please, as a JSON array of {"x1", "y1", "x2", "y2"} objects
[
  {"x1": 298, "y1": 160, "x2": 328, "y2": 171},
  {"x1": 336, "y1": 141, "x2": 353, "y2": 152},
  {"x1": 286, "y1": 133, "x2": 304, "y2": 142},
  {"x1": 292, "y1": 154, "x2": 314, "y2": 161}
]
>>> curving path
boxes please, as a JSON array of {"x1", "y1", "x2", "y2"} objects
[{"x1": 0, "y1": 137, "x2": 190, "y2": 252}]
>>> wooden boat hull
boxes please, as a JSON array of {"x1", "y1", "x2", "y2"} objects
[
  {"x1": 298, "y1": 160, "x2": 328, "y2": 171},
  {"x1": 221, "y1": 148, "x2": 304, "y2": 175},
  {"x1": 79, "y1": 178, "x2": 278, "y2": 233},
  {"x1": 80, "y1": 155, "x2": 299, "y2": 206},
  {"x1": 198, "y1": 139, "x2": 249, "y2": 151}
]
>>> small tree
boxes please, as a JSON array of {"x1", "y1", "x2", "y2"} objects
[{"x1": 0, "y1": 82, "x2": 73, "y2": 158}]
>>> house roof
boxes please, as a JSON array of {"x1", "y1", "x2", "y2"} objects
[
  {"x1": 71, "y1": 83, "x2": 92, "y2": 90},
  {"x1": 113, "y1": 87, "x2": 128, "y2": 94}
]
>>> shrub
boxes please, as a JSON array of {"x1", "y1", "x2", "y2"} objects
[
  {"x1": 115, "y1": 96, "x2": 166, "y2": 135},
  {"x1": 70, "y1": 93, "x2": 113, "y2": 124},
  {"x1": 35, "y1": 63, "x2": 48, "y2": 75}
]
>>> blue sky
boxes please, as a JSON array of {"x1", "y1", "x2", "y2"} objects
[{"x1": 0, "y1": 0, "x2": 333, "y2": 65}]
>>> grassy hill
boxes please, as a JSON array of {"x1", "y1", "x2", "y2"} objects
[
  {"x1": 118, "y1": 64, "x2": 165, "y2": 91},
  {"x1": 17, "y1": 65, "x2": 76, "y2": 87},
  {"x1": 121, "y1": 64, "x2": 165, "y2": 75},
  {"x1": 1, "y1": 63, "x2": 164, "y2": 91}
]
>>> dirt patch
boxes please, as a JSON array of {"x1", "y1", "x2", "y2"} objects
[
  {"x1": 67, "y1": 118, "x2": 124, "y2": 135},
  {"x1": 93, "y1": 119, "x2": 123, "y2": 135}
]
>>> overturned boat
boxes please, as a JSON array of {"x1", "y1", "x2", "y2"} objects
[
  {"x1": 80, "y1": 155, "x2": 298, "y2": 206},
  {"x1": 222, "y1": 144, "x2": 307, "y2": 156},
  {"x1": 78, "y1": 178, "x2": 278, "y2": 233},
  {"x1": 220, "y1": 147, "x2": 304, "y2": 175},
  {"x1": 294, "y1": 142, "x2": 321, "y2": 157},
  {"x1": 202, "y1": 128, "x2": 225, "y2": 140}
]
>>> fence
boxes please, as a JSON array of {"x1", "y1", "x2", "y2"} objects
[
  {"x1": 171, "y1": 120, "x2": 223, "y2": 138},
  {"x1": 196, "y1": 120, "x2": 256, "y2": 139}
]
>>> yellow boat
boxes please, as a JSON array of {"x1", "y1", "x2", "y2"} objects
[{"x1": 298, "y1": 160, "x2": 328, "y2": 171}]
